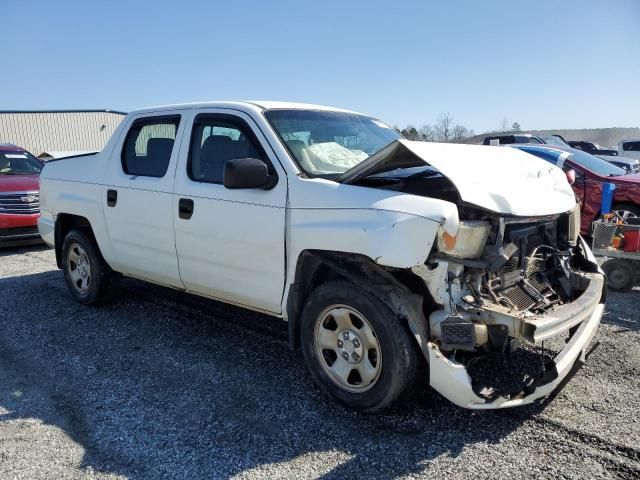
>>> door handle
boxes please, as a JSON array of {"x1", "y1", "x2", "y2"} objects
[
  {"x1": 107, "y1": 189, "x2": 117, "y2": 207},
  {"x1": 178, "y1": 198, "x2": 194, "y2": 219}
]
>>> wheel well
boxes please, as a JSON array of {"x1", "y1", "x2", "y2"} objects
[
  {"x1": 54, "y1": 214, "x2": 95, "y2": 269},
  {"x1": 612, "y1": 202, "x2": 640, "y2": 215},
  {"x1": 286, "y1": 250, "x2": 435, "y2": 351}
]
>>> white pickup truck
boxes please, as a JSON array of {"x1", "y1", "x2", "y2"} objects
[{"x1": 38, "y1": 101, "x2": 605, "y2": 412}]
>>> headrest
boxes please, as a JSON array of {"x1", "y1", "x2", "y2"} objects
[
  {"x1": 203, "y1": 135, "x2": 232, "y2": 148},
  {"x1": 146, "y1": 137, "x2": 174, "y2": 159},
  {"x1": 286, "y1": 139, "x2": 305, "y2": 149}
]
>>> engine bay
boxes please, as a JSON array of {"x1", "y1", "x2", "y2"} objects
[
  {"x1": 420, "y1": 205, "x2": 601, "y2": 401},
  {"x1": 477, "y1": 215, "x2": 586, "y2": 314}
]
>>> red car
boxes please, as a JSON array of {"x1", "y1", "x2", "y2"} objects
[
  {"x1": 0, "y1": 144, "x2": 44, "y2": 246},
  {"x1": 515, "y1": 145, "x2": 640, "y2": 233}
]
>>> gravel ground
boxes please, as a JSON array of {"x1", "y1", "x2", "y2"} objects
[{"x1": 0, "y1": 245, "x2": 639, "y2": 479}]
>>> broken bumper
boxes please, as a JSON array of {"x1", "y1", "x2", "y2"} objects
[{"x1": 428, "y1": 271, "x2": 605, "y2": 409}]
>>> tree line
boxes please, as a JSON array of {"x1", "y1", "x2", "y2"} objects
[{"x1": 395, "y1": 114, "x2": 522, "y2": 143}]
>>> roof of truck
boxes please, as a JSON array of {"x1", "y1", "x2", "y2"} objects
[{"x1": 130, "y1": 101, "x2": 364, "y2": 116}]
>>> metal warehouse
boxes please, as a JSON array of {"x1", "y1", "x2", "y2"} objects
[{"x1": 0, "y1": 110, "x2": 126, "y2": 157}]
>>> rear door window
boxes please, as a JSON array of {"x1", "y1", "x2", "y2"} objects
[{"x1": 121, "y1": 116, "x2": 181, "y2": 177}]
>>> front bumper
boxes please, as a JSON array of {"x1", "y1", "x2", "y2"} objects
[
  {"x1": 428, "y1": 270, "x2": 605, "y2": 409},
  {"x1": 0, "y1": 214, "x2": 42, "y2": 247},
  {"x1": 37, "y1": 212, "x2": 55, "y2": 248}
]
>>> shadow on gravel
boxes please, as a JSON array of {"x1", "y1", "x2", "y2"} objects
[
  {"x1": 0, "y1": 270, "x2": 536, "y2": 479},
  {"x1": 602, "y1": 290, "x2": 640, "y2": 333},
  {"x1": 0, "y1": 243, "x2": 51, "y2": 257}
]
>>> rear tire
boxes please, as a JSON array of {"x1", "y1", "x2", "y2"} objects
[
  {"x1": 602, "y1": 259, "x2": 635, "y2": 292},
  {"x1": 61, "y1": 230, "x2": 117, "y2": 305},
  {"x1": 299, "y1": 280, "x2": 422, "y2": 413}
]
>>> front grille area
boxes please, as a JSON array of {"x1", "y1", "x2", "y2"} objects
[{"x1": 0, "y1": 191, "x2": 39, "y2": 215}]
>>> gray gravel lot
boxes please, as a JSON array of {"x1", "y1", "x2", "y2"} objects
[{"x1": 0, "y1": 245, "x2": 639, "y2": 479}]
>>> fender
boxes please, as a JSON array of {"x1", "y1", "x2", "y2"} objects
[{"x1": 285, "y1": 251, "x2": 431, "y2": 359}]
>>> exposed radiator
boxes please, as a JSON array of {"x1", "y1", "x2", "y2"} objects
[{"x1": 487, "y1": 255, "x2": 556, "y2": 311}]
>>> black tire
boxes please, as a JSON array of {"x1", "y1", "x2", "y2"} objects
[
  {"x1": 602, "y1": 259, "x2": 635, "y2": 292},
  {"x1": 61, "y1": 230, "x2": 117, "y2": 305},
  {"x1": 299, "y1": 280, "x2": 422, "y2": 413}
]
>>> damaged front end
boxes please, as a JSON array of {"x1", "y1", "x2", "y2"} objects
[{"x1": 413, "y1": 204, "x2": 606, "y2": 409}]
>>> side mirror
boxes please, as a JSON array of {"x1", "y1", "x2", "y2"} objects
[{"x1": 223, "y1": 158, "x2": 276, "y2": 189}]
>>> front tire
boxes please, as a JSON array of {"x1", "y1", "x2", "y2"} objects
[
  {"x1": 61, "y1": 230, "x2": 117, "y2": 305},
  {"x1": 300, "y1": 280, "x2": 422, "y2": 413}
]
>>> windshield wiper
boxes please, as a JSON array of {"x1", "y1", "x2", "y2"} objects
[{"x1": 356, "y1": 167, "x2": 440, "y2": 183}]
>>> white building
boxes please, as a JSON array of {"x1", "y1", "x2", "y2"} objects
[{"x1": 0, "y1": 110, "x2": 126, "y2": 157}]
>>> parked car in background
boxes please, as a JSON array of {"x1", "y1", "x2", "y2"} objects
[
  {"x1": 513, "y1": 145, "x2": 640, "y2": 232},
  {"x1": 618, "y1": 140, "x2": 640, "y2": 161},
  {"x1": 482, "y1": 134, "x2": 633, "y2": 171},
  {"x1": 38, "y1": 101, "x2": 604, "y2": 411},
  {"x1": 568, "y1": 141, "x2": 618, "y2": 157},
  {"x1": 482, "y1": 133, "x2": 544, "y2": 145},
  {"x1": 0, "y1": 144, "x2": 43, "y2": 246},
  {"x1": 596, "y1": 154, "x2": 639, "y2": 174}
]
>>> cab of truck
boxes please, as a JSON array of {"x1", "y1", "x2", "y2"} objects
[{"x1": 619, "y1": 140, "x2": 640, "y2": 161}]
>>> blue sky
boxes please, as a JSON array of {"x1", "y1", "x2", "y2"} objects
[{"x1": 1, "y1": 0, "x2": 638, "y2": 133}]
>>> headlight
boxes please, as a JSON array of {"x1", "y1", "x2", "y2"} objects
[{"x1": 438, "y1": 221, "x2": 491, "y2": 259}]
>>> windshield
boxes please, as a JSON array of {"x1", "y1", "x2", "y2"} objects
[
  {"x1": 265, "y1": 109, "x2": 402, "y2": 177},
  {"x1": 0, "y1": 150, "x2": 43, "y2": 175},
  {"x1": 567, "y1": 148, "x2": 626, "y2": 176},
  {"x1": 542, "y1": 136, "x2": 568, "y2": 146}
]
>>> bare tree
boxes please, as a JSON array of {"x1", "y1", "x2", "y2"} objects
[
  {"x1": 451, "y1": 124, "x2": 470, "y2": 143},
  {"x1": 419, "y1": 125, "x2": 436, "y2": 142},
  {"x1": 398, "y1": 115, "x2": 473, "y2": 144},
  {"x1": 499, "y1": 117, "x2": 509, "y2": 132},
  {"x1": 434, "y1": 113, "x2": 455, "y2": 142}
]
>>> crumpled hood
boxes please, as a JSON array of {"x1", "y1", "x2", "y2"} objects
[{"x1": 340, "y1": 140, "x2": 577, "y2": 216}]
